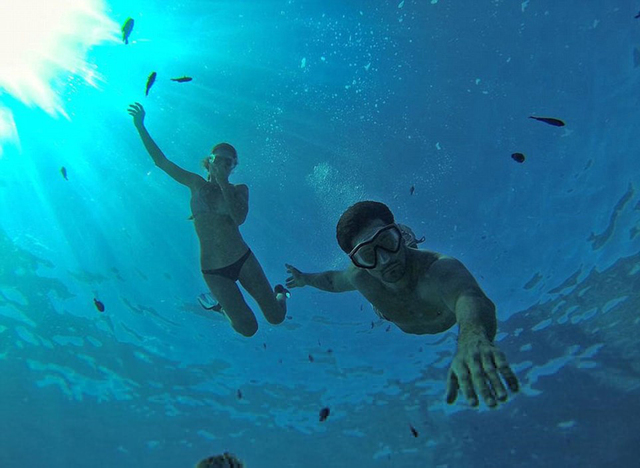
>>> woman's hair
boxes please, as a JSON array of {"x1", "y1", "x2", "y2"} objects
[
  {"x1": 336, "y1": 201, "x2": 395, "y2": 253},
  {"x1": 201, "y1": 142, "x2": 238, "y2": 175}
]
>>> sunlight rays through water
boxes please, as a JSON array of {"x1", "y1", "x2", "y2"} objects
[{"x1": 0, "y1": 0, "x2": 118, "y2": 155}]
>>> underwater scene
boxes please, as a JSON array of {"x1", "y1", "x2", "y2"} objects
[{"x1": 1, "y1": 0, "x2": 639, "y2": 467}]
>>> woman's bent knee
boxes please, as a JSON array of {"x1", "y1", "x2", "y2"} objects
[
  {"x1": 232, "y1": 318, "x2": 258, "y2": 337},
  {"x1": 265, "y1": 311, "x2": 285, "y2": 325}
]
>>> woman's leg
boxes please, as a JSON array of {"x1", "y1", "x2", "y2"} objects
[
  {"x1": 238, "y1": 253, "x2": 286, "y2": 325},
  {"x1": 202, "y1": 273, "x2": 258, "y2": 337}
]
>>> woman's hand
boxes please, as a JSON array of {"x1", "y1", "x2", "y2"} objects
[
  {"x1": 127, "y1": 102, "x2": 146, "y2": 128},
  {"x1": 210, "y1": 157, "x2": 232, "y2": 185}
]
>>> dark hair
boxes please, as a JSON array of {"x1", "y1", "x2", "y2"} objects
[
  {"x1": 212, "y1": 142, "x2": 237, "y2": 159},
  {"x1": 202, "y1": 142, "x2": 238, "y2": 173},
  {"x1": 336, "y1": 201, "x2": 395, "y2": 253}
]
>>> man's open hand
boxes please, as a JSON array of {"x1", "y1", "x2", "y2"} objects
[
  {"x1": 285, "y1": 264, "x2": 307, "y2": 289},
  {"x1": 446, "y1": 332, "x2": 519, "y2": 408}
]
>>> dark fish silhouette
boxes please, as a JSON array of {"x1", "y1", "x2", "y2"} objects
[
  {"x1": 308, "y1": 354, "x2": 314, "y2": 362},
  {"x1": 93, "y1": 298, "x2": 105, "y2": 312},
  {"x1": 529, "y1": 116, "x2": 565, "y2": 127},
  {"x1": 319, "y1": 407, "x2": 330, "y2": 422},
  {"x1": 409, "y1": 185, "x2": 415, "y2": 195},
  {"x1": 145, "y1": 72, "x2": 157, "y2": 96},
  {"x1": 409, "y1": 424, "x2": 419, "y2": 438},
  {"x1": 263, "y1": 342, "x2": 267, "y2": 349},
  {"x1": 122, "y1": 18, "x2": 134, "y2": 44},
  {"x1": 236, "y1": 389, "x2": 243, "y2": 400},
  {"x1": 636, "y1": 11, "x2": 640, "y2": 19},
  {"x1": 511, "y1": 152, "x2": 525, "y2": 163},
  {"x1": 386, "y1": 325, "x2": 391, "y2": 332},
  {"x1": 171, "y1": 76, "x2": 193, "y2": 83},
  {"x1": 60, "y1": 167, "x2": 68, "y2": 180}
]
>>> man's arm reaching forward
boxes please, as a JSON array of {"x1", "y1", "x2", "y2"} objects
[
  {"x1": 427, "y1": 256, "x2": 519, "y2": 408},
  {"x1": 285, "y1": 264, "x2": 357, "y2": 292}
]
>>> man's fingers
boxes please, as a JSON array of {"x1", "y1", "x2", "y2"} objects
[
  {"x1": 494, "y1": 351, "x2": 520, "y2": 392},
  {"x1": 445, "y1": 371, "x2": 459, "y2": 404},
  {"x1": 469, "y1": 360, "x2": 495, "y2": 408},
  {"x1": 482, "y1": 352, "x2": 508, "y2": 402},
  {"x1": 456, "y1": 366, "x2": 478, "y2": 407}
]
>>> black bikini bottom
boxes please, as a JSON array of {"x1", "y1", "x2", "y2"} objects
[{"x1": 202, "y1": 249, "x2": 252, "y2": 281}]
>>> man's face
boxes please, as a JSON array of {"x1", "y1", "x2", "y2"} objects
[{"x1": 350, "y1": 219, "x2": 407, "y2": 283}]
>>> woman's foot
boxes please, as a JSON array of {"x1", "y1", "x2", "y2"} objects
[
  {"x1": 274, "y1": 284, "x2": 291, "y2": 299},
  {"x1": 197, "y1": 293, "x2": 224, "y2": 313}
]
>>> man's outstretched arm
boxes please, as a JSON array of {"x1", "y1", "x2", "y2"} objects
[
  {"x1": 428, "y1": 256, "x2": 519, "y2": 408},
  {"x1": 285, "y1": 264, "x2": 357, "y2": 292}
]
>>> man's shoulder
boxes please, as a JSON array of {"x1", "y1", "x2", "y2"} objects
[
  {"x1": 410, "y1": 249, "x2": 446, "y2": 271},
  {"x1": 346, "y1": 262, "x2": 365, "y2": 281}
]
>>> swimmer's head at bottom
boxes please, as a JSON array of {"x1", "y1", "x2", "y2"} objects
[{"x1": 195, "y1": 453, "x2": 244, "y2": 468}]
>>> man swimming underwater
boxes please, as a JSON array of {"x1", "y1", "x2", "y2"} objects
[
  {"x1": 197, "y1": 224, "x2": 422, "y2": 315},
  {"x1": 285, "y1": 201, "x2": 519, "y2": 408}
]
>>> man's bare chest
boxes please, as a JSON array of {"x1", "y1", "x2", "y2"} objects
[{"x1": 373, "y1": 290, "x2": 445, "y2": 319}]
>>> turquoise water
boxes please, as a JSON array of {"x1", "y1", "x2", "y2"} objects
[{"x1": 1, "y1": 1, "x2": 639, "y2": 466}]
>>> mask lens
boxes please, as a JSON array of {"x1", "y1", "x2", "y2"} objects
[
  {"x1": 377, "y1": 229, "x2": 401, "y2": 251},
  {"x1": 349, "y1": 225, "x2": 401, "y2": 269},
  {"x1": 353, "y1": 246, "x2": 376, "y2": 268}
]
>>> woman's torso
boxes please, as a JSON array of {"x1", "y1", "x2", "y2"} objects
[{"x1": 190, "y1": 181, "x2": 248, "y2": 269}]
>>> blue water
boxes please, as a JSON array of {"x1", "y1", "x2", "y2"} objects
[{"x1": 1, "y1": 0, "x2": 639, "y2": 466}]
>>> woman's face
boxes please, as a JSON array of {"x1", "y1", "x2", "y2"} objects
[{"x1": 209, "y1": 150, "x2": 236, "y2": 177}]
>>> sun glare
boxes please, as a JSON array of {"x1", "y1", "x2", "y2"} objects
[{"x1": 0, "y1": 0, "x2": 118, "y2": 155}]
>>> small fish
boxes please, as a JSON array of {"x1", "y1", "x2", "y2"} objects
[
  {"x1": 360, "y1": 304, "x2": 363, "y2": 311},
  {"x1": 263, "y1": 342, "x2": 267, "y2": 349},
  {"x1": 121, "y1": 18, "x2": 134, "y2": 44},
  {"x1": 170, "y1": 76, "x2": 193, "y2": 83},
  {"x1": 93, "y1": 298, "x2": 105, "y2": 312},
  {"x1": 145, "y1": 72, "x2": 157, "y2": 96},
  {"x1": 327, "y1": 349, "x2": 333, "y2": 354},
  {"x1": 386, "y1": 325, "x2": 391, "y2": 332},
  {"x1": 511, "y1": 152, "x2": 526, "y2": 163},
  {"x1": 60, "y1": 167, "x2": 68, "y2": 180},
  {"x1": 371, "y1": 321, "x2": 375, "y2": 329},
  {"x1": 529, "y1": 116, "x2": 565, "y2": 127},
  {"x1": 319, "y1": 407, "x2": 330, "y2": 422},
  {"x1": 409, "y1": 424, "x2": 419, "y2": 438},
  {"x1": 409, "y1": 185, "x2": 415, "y2": 195},
  {"x1": 308, "y1": 354, "x2": 314, "y2": 362},
  {"x1": 236, "y1": 389, "x2": 243, "y2": 400},
  {"x1": 636, "y1": 11, "x2": 640, "y2": 19}
]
